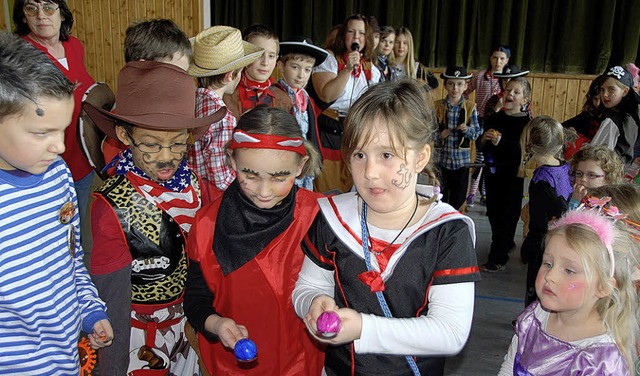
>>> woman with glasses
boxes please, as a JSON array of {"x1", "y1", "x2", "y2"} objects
[
  {"x1": 13, "y1": 0, "x2": 96, "y2": 221},
  {"x1": 568, "y1": 144, "x2": 624, "y2": 210}
]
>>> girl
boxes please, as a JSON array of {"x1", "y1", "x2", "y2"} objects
[
  {"x1": 375, "y1": 26, "x2": 396, "y2": 82},
  {"x1": 591, "y1": 66, "x2": 640, "y2": 164},
  {"x1": 183, "y1": 106, "x2": 324, "y2": 375},
  {"x1": 392, "y1": 26, "x2": 438, "y2": 89},
  {"x1": 519, "y1": 116, "x2": 573, "y2": 306},
  {"x1": 568, "y1": 144, "x2": 624, "y2": 210},
  {"x1": 499, "y1": 208, "x2": 640, "y2": 375},
  {"x1": 480, "y1": 76, "x2": 532, "y2": 272},
  {"x1": 292, "y1": 80, "x2": 480, "y2": 376}
]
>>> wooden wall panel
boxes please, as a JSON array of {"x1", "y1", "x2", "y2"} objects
[{"x1": 66, "y1": 0, "x2": 202, "y2": 91}]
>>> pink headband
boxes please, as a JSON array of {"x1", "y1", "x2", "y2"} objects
[{"x1": 228, "y1": 130, "x2": 307, "y2": 156}]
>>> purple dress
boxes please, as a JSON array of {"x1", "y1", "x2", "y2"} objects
[{"x1": 511, "y1": 301, "x2": 629, "y2": 375}]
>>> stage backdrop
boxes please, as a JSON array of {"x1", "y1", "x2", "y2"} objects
[{"x1": 211, "y1": 0, "x2": 639, "y2": 74}]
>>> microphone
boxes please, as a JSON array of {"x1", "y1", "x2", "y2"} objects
[{"x1": 350, "y1": 43, "x2": 360, "y2": 72}]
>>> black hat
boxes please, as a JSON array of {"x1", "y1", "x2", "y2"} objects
[
  {"x1": 440, "y1": 66, "x2": 472, "y2": 80},
  {"x1": 279, "y1": 36, "x2": 328, "y2": 67},
  {"x1": 494, "y1": 64, "x2": 529, "y2": 78},
  {"x1": 604, "y1": 66, "x2": 640, "y2": 102}
]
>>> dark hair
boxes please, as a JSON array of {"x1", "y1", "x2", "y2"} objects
[
  {"x1": 13, "y1": 0, "x2": 74, "y2": 41},
  {"x1": 197, "y1": 68, "x2": 242, "y2": 89},
  {"x1": 243, "y1": 24, "x2": 279, "y2": 44},
  {"x1": 0, "y1": 31, "x2": 74, "y2": 121},
  {"x1": 124, "y1": 19, "x2": 191, "y2": 62},
  {"x1": 231, "y1": 105, "x2": 321, "y2": 178},
  {"x1": 329, "y1": 14, "x2": 375, "y2": 62},
  {"x1": 483, "y1": 44, "x2": 511, "y2": 80},
  {"x1": 583, "y1": 75, "x2": 607, "y2": 117}
]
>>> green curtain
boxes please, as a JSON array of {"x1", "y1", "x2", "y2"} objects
[{"x1": 211, "y1": 0, "x2": 639, "y2": 74}]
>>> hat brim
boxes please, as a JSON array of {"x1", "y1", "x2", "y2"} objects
[
  {"x1": 279, "y1": 42, "x2": 328, "y2": 67},
  {"x1": 494, "y1": 70, "x2": 530, "y2": 78},
  {"x1": 82, "y1": 102, "x2": 226, "y2": 141},
  {"x1": 188, "y1": 41, "x2": 264, "y2": 77},
  {"x1": 440, "y1": 73, "x2": 472, "y2": 80}
]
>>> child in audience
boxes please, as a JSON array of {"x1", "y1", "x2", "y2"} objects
[
  {"x1": 519, "y1": 116, "x2": 573, "y2": 306},
  {"x1": 275, "y1": 36, "x2": 328, "y2": 190},
  {"x1": 84, "y1": 61, "x2": 226, "y2": 375},
  {"x1": 375, "y1": 26, "x2": 396, "y2": 82},
  {"x1": 591, "y1": 66, "x2": 640, "y2": 164},
  {"x1": 568, "y1": 144, "x2": 624, "y2": 210},
  {"x1": 183, "y1": 106, "x2": 324, "y2": 375},
  {"x1": 124, "y1": 18, "x2": 192, "y2": 70},
  {"x1": 293, "y1": 80, "x2": 480, "y2": 375},
  {"x1": 480, "y1": 76, "x2": 532, "y2": 272},
  {"x1": 187, "y1": 25, "x2": 264, "y2": 191},
  {"x1": 484, "y1": 64, "x2": 531, "y2": 119},
  {"x1": 0, "y1": 31, "x2": 112, "y2": 375},
  {"x1": 392, "y1": 26, "x2": 438, "y2": 89},
  {"x1": 498, "y1": 207, "x2": 640, "y2": 375},
  {"x1": 223, "y1": 24, "x2": 292, "y2": 119},
  {"x1": 435, "y1": 66, "x2": 481, "y2": 210}
]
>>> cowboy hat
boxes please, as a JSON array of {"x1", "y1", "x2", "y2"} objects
[
  {"x1": 440, "y1": 66, "x2": 473, "y2": 80},
  {"x1": 82, "y1": 61, "x2": 226, "y2": 140},
  {"x1": 279, "y1": 36, "x2": 328, "y2": 67},
  {"x1": 494, "y1": 64, "x2": 529, "y2": 78},
  {"x1": 77, "y1": 82, "x2": 115, "y2": 180},
  {"x1": 188, "y1": 25, "x2": 264, "y2": 77}
]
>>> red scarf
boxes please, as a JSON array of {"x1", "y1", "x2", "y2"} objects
[
  {"x1": 238, "y1": 73, "x2": 275, "y2": 112},
  {"x1": 338, "y1": 53, "x2": 372, "y2": 81}
]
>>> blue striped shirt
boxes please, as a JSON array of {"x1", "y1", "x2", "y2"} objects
[{"x1": 0, "y1": 158, "x2": 108, "y2": 375}]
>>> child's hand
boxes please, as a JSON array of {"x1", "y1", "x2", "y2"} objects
[
  {"x1": 572, "y1": 183, "x2": 587, "y2": 201},
  {"x1": 304, "y1": 295, "x2": 362, "y2": 345},
  {"x1": 456, "y1": 124, "x2": 468, "y2": 133},
  {"x1": 89, "y1": 319, "x2": 114, "y2": 349},
  {"x1": 304, "y1": 295, "x2": 337, "y2": 334},
  {"x1": 441, "y1": 129, "x2": 451, "y2": 139},
  {"x1": 205, "y1": 314, "x2": 248, "y2": 350},
  {"x1": 483, "y1": 129, "x2": 500, "y2": 145}
]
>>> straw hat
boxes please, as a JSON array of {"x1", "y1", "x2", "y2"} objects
[
  {"x1": 188, "y1": 25, "x2": 264, "y2": 77},
  {"x1": 82, "y1": 61, "x2": 226, "y2": 140}
]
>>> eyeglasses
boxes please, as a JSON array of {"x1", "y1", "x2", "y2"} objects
[
  {"x1": 570, "y1": 170, "x2": 606, "y2": 180},
  {"x1": 126, "y1": 132, "x2": 190, "y2": 154},
  {"x1": 24, "y1": 3, "x2": 59, "y2": 17}
]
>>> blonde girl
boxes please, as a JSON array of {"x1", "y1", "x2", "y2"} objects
[
  {"x1": 569, "y1": 144, "x2": 624, "y2": 210},
  {"x1": 519, "y1": 116, "x2": 574, "y2": 306},
  {"x1": 499, "y1": 207, "x2": 640, "y2": 375},
  {"x1": 392, "y1": 26, "x2": 438, "y2": 89},
  {"x1": 293, "y1": 79, "x2": 480, "y2": 376}
]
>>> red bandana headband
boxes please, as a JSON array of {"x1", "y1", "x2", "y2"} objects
[{"x1": 228, "y1": 130, "x2": 307, "y2": 156}]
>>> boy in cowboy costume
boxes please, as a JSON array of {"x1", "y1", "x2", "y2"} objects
[
  {"x1": 274, "y1": 36, "x2": 328, "y2": 190},
  {"x1": 83, "y1": 61, "x2": 225, "y2": 375},
  {"x1": 435, "y1": 66, "x2": 481, "y2": 210},
  {"x1": 187, "y1": 25, "x2": 264, "y2": 191}
]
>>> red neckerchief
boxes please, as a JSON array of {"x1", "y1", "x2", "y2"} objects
[
  {"x1": 295, "y1": 88, "x2": 308, "y2": 112},
  {"x1": 338, "y1": 53, "x2": 372, "y2": 81},
  {"x1": 238, "y1": 73, "x2": 275, "y2": 112},
  {"x1": 357, "y1": 241, "x2": 400, "y2": 292}
]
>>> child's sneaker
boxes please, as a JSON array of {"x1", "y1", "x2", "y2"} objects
[
  {"x1": 480, "y1": 262, "x2": 505, "y2": 272},
  {"x1": 466, "y1": 194, "x2": 475, "y2": 207}
]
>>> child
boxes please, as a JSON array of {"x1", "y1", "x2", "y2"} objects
[
  {"x1": 392, "y1": 26, "x2": 438, "y2": 89},
  {"x1": 223, "y1": 24, "x2": 292, "y2": 119},
  {"x1": 183, "y1": 106, "x2": 324, "y2": 375},
  {"x1": 498, "y1": 207, "x2": 640, "y2": 375},
  {"x1": 292, "y1": 80, "x2": 480, "y2": 375},
  {"x1": 275, "y1": 36, "x2": 328, "y2": 190},
  {"x1": 480, "y1": 76, "x2": 532, "y2": 272},
  {"x1": 83, "y1": 61, "x2": 226, "y2": 375},
  {"x1": 435, "y1": 66, "x2": 481, "y2": 210},
  {"x1": 484, "y1": 64, "x2": 530, "y2": 119},
  {"x1": 375, "y1": 26, "x2": 396, "y2": 81},
  {"x1": 0, "y1": 31, "x2": 112, "y2": 374},
  {"x1": 187, "y1": 25, "x2": 264, "y2": 191},
  {"x1": 568, "y1": 144, "x2": 624, "y2": 210},
  {"x1": 591, "y1": 66, "x2": 640, "y2": 164},
  {"x1": 519, "y1": 116, "x2": 573, "y2": 306},
  {"x1": 100, "y1": 18, "x2": 194, "y2": 177}
]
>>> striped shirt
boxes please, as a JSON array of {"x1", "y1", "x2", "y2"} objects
[
  {"x1": 0, "y1": 158, "x2": 108, "y2": 375},
  {"x1": 465, "y1": 69, "x2": 501, "y2": 118}
]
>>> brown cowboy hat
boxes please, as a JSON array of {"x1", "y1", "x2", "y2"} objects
[{"x1": 82, "y1": 61, "x2": 226, "y2": 140}]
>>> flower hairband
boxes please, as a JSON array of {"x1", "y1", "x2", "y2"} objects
[{"x1": 228, "y1": 130, "x2": 307, "y2": 156}]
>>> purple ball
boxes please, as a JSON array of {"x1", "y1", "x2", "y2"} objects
[
  {"x1": 317, "y1": 311, "x2": 341, "y2": 338},
  {"x1": 234, "y1": 338, "x2": 257, "y2": 362}
]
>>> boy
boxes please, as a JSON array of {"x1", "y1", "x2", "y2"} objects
[
  {"x1": 274, "y1": 36, "x2": 328, "y2": 190},
  {"x1": 223, "y1": 24, "x2": 292, "y2": 118},
  {"x1": 187, "y1": 26, "x2": 264, "y2": 191},
  {"x1": 435, "y1": 66, "x2": 481, "y2": 210},
  {"x1": 83, "y1": 61, "x2": 225, "y2": 375},
  {"x1": 0, "y1": 31, "x2": 112, "y2": 374}
]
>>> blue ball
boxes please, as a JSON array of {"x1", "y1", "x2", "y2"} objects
[{"x1": 234, "y1": 338, "x2": 258, "y2": 362}]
